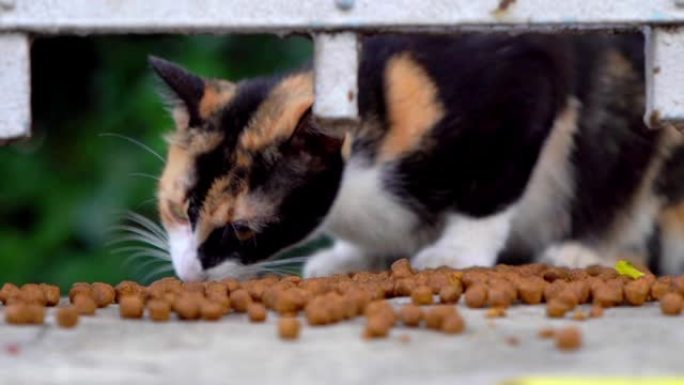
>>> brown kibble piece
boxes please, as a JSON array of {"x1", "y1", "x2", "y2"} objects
[
  {"x1": 624, "y1": 279, "x2": 649, "y2": 306},
  {"x1": 517, "y1": 280, "x2": 543, "y2": 305},
  {"x1": 592, "y1": 284, "x2": 623, "y2": 308},
  {"x1": 5, "y1": 304, "x2": 30, "y2": 324},
  {"x1": 390, "y1": 258, "x2": 414, "y2": 279},
  {"x1": 19, "y1": 284, "x2": 47, "y2": 305},
  {"x1": 305, "y1": 301, "x2": 331, "y2": 326},
  {"x1": 486, "y1": 307, "x2": 507, "y2": 318},
  {"x1": 439, "y1": 284, "x2": 462, "y2": 304},
  {"x1": 651, "y1": 279, "x2": 672, "y2": 300},
  {"x1": 589, "y1": 304, "x2": 604, "y2": 318},
  {"x1": 411, "y1": 285, "x2": 434, "y2": 305},
  {"x1": 91, "y1": 282, "x2": 116, "y2": 308},
  {"x1": 441, "y1": 313, "x2": 465, "y2": 334},
  {"x1": 147, "y1": 300, "x2": 171, "y2": 322},
  {"x1": 229, "y1": 289, "x2": 252, "y2": 312},
  {"x1": 425, "y1": 305, "x2": 456, "y2": 329},
  {"x1": 69, "y1": 283, "x2": 91, "y2": 303},
  {"x1": 555, "y1": 289, "x2": 578, "y2": 310},
  {"x1": 399, "y1": 304, "x2": 423, "y2": 327},
  {"x1": 56, "y1": 306, "x2": 79, "y2": 328},
  {"x1": 115, "y1": 281, "x2": 143, "y2": 302},
  {"x1": 40, "y1": 284, "x2": 61, "y2": 307},
  {"x1": 201, "y1": 301, "x2": 224, "y2": 321},
  {"x1": 572, "y1": 310, "x2": 588, "y2": 321},
  {"x1": 660, "y1": 292, "x2": 683, "y2": 316},
  {"x1": 464, "y1": 285, "x2": 487, "y2": 308},
  {"x1": 73, "y1": 294, "x2": 97, "y2": 316},
  {"x1": 487, "y1": 287, "x2": 511, "y2": 308},
  {"x1": 278, "y1": 317, "x2": 301, "y2": 340},
  {"x1": 119, "y1": 295, "x2": 144, "y2": 319},
  {"x1": 0, "y1": 283, "x2": 20, "y2": 305},
  {"x1": 248, "y1": 303, "x2": 268, "y2": 323},
  {"x1": 546, "y1": 299, "x2": 569, "y2": 318},
  {"x1": 538, "y1": 328, "x2": 555, "y2": 339},
  {"x1": 555, "y1": 327, "x2": 582, "y2": 351},
  {"x1": 365, "y1": 315, "x2": 391, "y2": 338},
  {"x1": 173, "y1": 296, "x2": 201, "y2": 320}
]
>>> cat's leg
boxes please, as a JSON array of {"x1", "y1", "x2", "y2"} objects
[
  {"x1": 539, "y1": 241, "x2": 608, "y2": 268},
  {"x1": 412, "y1": 206, "x2": 515, "y2": 269},
  {"x1": 302, "y1": 239, "x2": 377, "y2": 278}
]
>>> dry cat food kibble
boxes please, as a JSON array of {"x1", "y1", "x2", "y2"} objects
[
  {"x1": 0, "y1": 259, "x2": 679, "y2": 348},
  {"x1": 56, "y1": 306, "x2": 79, "y2": 328},
  {"x1": 555, "y1": 327, "x2": 582, "y2": 351},
  {"x1": 660, "y1": 292, "x2": 683, "y2": 315},
  {"x1": 248, "y1": 303, "x2": 267, "y2": 322},
  {"x1": 119, "y1": 295, "x2": 144, "y2": 319},
  {"x1": 278, "y1": 317, "x2": 301, "y2": 340},
  {"x1": 411, "y1": 285, "x2": 434, "y2": 305},
  {"x1": 399, "y1": 304, "x2": 423, "y2": 327},
  {"x1": 147, "y1": 300, "x2": 171, "y2": 322}
]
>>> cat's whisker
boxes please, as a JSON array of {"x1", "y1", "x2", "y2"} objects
[
  {"x1": 135, "y1": 197, "x2": 159, "y2": 209},
  {"x1": 106, "y1": 236, "x2": 168, "y2": 252},
  {"x1": 132, "y1": 257, "x2": 173, "y2": 275},
  {"x1": 122, "y1": 252, "x2": 168, "y2": 270},
  {"x1": 99, "y1": 132, "x2": 164, "y2": 163},
  {"x1": 112, "y1": 223, "x2": 167, "y2": 244},
  {"x1": 109, "y1": 225, "x2": 168, "y2": 249},
  {"x1": 128, "y1": 172, "x2": 161, "y2": 182},
  {"x1": 254, "y1": 257, "x2": 309, "y2": 268},
  {"x1": 122, "y1": 212, "x2": 168, "y2": 241},
  {"x1": 122, "y1": 249, "x2": 171, "y2": 262},
  {"x1": 140, "y1": 264, "x2": 175, "y2": 284},
  {"x1": 111, "y1": 245, "x2": 169, "y2": 257}
]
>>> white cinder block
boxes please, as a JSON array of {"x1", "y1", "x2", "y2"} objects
[
  {"x1": 0, "y1": 33, "x2": 30, "y2": 141},
  {"x1": 313, "y1": 33, "x2": 359, "y2": 121},
  {"x1": 646, "y1": 27, "x2": 684, "y2": 129}
]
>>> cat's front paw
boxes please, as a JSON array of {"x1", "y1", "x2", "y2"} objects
[
  {"x1": 302, "y1": 243, "x2": 372, "y2": 278},
  {"x1": 541, "y1": 242, "x2": 606, "y2": 268},
  {"x1": 412, "y1": 245, "x2": 497, "y2": 270}
]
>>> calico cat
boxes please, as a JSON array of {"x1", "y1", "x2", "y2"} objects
[{"x1": 151, "y1": 32, "x2": 683, "y2": 282}]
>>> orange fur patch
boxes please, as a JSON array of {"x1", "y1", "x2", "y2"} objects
[
  {"x1": 661, "y1": 202, "x2": 684, "y2": 235},
  {"x1": 379, "y1": 54, "x2": 444, "y2": 162},
  {"x1": 240, "y1": 73, "x2": 314, "y2": 151},
  {"x1": 158, "y1": 144, "x2": 194, "y2": 226},
  {"x1": 199, "y1": 80, "x2": 236, "y2": 120},
  {"x1": 341, "y1": 132, "x2": 353, "y2": 160}
]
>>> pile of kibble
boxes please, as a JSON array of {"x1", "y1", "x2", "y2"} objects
[{"x1": 2, "y1": 260, "x2": 684, "y2": 351}]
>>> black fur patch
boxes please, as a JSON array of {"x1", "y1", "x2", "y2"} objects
[
  {"x1": 567, "y1": 34, "x2": 657, "y2": 240},
  {"x1": 149, "y1": 56, "x2": 205, "y2": 127},
  {"x1": 186, "y1": 77, "x2": 279, "y2": 226},
  {"x1": 359, "y1": 34, "x2": 571, "y2": 223}
]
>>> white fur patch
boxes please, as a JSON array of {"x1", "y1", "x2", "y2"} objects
[
  {"x1": 541, "y1": 241, "x2": 607, "y2": 268},
  {"x1": 303, "y1": 240, "x2": 382, "y2": 278},
  {"x1": 323, "y1": 160, "x2": 435, "y2": 255},
  {"x1": 412, "y1": 206, "x2": 516, "y2": 269},
  {"x1": 168, "y1": 226, "x2": 205, "y2": 282}
]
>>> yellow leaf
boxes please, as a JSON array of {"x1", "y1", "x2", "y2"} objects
[{"x1": 614, "y1": 259, "x2": 645, "y2": 279}]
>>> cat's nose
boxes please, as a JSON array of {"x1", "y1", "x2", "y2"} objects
[{"x1": 167, "y1": 225, "x2": 206, "y2": 282}]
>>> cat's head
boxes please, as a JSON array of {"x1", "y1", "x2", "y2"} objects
[{"x1": 151, "y1": 57, "x2": 344, "y2": 281}]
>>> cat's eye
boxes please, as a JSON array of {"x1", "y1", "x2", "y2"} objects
[{"x1": 232, "y1": 221, "x2": 255, "y2": 241}]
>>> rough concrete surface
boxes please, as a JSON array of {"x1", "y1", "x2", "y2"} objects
[{"x1": 1, "y1": 299, "x2": 683, "y2": 385}]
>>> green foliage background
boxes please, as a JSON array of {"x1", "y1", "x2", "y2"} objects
[{"x1": 0, "y1": 35, "x2": 313, "y2": 290}]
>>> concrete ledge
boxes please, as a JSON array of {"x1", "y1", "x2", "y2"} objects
[{"x1": 0, "y1": 300, "x2": 682, "y2": 385}]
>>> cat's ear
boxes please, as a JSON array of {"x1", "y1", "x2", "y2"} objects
[{"x1": 149, "y1": 56, "x2": 205, "y2": 127}]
